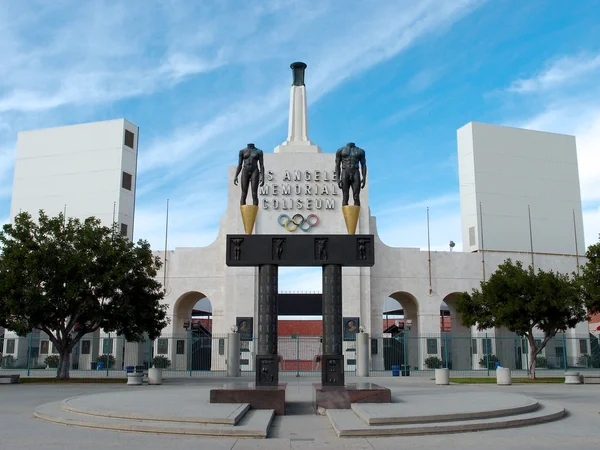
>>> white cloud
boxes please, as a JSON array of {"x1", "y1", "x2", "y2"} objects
[{"x1": 507, "y1": 53, "x2": 600, "y2": 94}]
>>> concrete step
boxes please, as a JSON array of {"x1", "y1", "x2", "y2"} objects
[
  {"x1": 327, "y1": 403, "x2": 565, "y2": 437},
  {"x1": 61, "y1": 396, "x2": 250, "y2": 425},
  {"x1": 35, "y1": 401, "x2": 274, "y2": 438},
  {"x1": 351, "y1": 392, "x2": 539, "y2": 425}
]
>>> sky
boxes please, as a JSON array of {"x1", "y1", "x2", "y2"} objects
[{"x1": 1, "y1": 0, "x2": 600, "y2": 293}]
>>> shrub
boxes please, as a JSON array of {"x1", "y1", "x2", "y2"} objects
[
  {"x1": 1, "y1": 355, "x2": 15, "y2": 368},
  {"x1": 479, "y1": 354, "x2": 499, "y2": 369},
  {"x1": 45, "y1": 354, "x2": 60, "y2": 368},
  {"x1": 152, "y1": 355, "x2": 171, "y2": 369},
  {"x1": 535, "y1": 356, "x2": 548, "y2": 368},
  {"x1": 97, "y1": 354, "x2": 116, "y2": 368},
  {"x1": 424, "y1": 356, "x2": 443, "y2": 369}
]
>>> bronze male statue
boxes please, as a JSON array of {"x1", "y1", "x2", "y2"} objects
[
  {"x1": 335, "y1": 142, "x2": 367, "y2": 206},
  {"x1": 234, "y1": 143, "x2": 265, "y2": 206}
]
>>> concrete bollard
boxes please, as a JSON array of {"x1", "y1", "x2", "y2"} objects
[
  {"x1": 435, "y1": 368, "x2": 450, "y2": 385},
  {"x1": 148, "y1": 367, "x2": 163, "y2": 385},
  {"x1": 126, "y1": 373, "x2": 143, "y2": 385},
  {"x1": 357, "y1": 332, "x2": 370, "y2": 377},
  {"x1": 496, "y1": 367, "x2": 512, "y2": 385},
  {"x1": 564, "y1": 371, "x2": 581, "y2": 384},
  {"x1": 227, "y1": 332, "x2": 241, "y2": 377}
]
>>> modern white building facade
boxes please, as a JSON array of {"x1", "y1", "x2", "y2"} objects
[{"x1": 3, "y1": 119, "x2": 142, "y2": 370}]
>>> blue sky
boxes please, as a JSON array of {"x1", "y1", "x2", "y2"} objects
[{"x1": 1, "y1": 0, "x2": 600, "y2": 292}]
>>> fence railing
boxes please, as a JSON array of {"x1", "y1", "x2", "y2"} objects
[{"x1": 1, "y1": 332, "x2": 598, "y2": 377}]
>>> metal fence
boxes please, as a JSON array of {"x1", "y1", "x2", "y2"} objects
[{"x1": 1, "y1": 331, "x2": 598, "y2": 378}]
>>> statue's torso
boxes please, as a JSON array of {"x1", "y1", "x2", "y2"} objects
[
  {"x1": 241, "y1": 148, "x2": 262, "y2": 171},
  {"x1": 339, "y1": 146, "x2": 364, "y2": 171}
]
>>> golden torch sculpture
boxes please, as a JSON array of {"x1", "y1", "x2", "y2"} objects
[
  {"x1": 335, "y1": 142, "x2": 367, "y2": 235},
  {"x1": 233, "y1": 143, "x2": 264, "y2": 235}
]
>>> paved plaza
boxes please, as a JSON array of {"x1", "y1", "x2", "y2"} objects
[{"x1": 1, "y1": 376, "x2": 599, "y2": 450}]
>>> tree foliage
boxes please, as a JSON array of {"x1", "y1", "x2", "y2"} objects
[
  {"x1": 0, "y1": 211, "x2": 169, "y2": 378},
  {"x1": 580, "y1": 236, "x2": 600, "y2": 316},
  {"x1": 456, "y1": 259, "x2": 586, "y2": 378}
]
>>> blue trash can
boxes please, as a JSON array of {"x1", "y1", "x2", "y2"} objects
[
  {"x1": 392, "y1": 364, "x2": 400, "y2": 376},
  {"x1": 97, "y1": 362, "x2": 104, "y2": 370},
  {"x1": 495, "y1": 362, "x2": 501, "y2": 369},
  {"x1": 126, "y1": 366, "x2": 134, "y2": 374}
]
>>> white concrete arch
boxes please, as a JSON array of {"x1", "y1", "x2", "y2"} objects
[{"x1": 172, "y1": 291, "x2": 207, "y2": 336}]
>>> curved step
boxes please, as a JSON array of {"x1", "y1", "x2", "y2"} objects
[
  {"x1": 60, "y1": 396, "x2": 250, "y2": 425},
  {"x1": 352, "y1": 392, "x2": 539, "y2": 425},
  {"x1": 34, "y1": 401, "x2": 273, "y2": 438},
  {"x1": 327, "y1": 403, "x2": 565, "y2": 437}
]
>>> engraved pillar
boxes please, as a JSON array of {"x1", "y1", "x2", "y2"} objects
[
  {"x1": 322, "y1": 264, "x2": 344, "y2": 386},
  {"x1": 256, "y1": 264, "x2": 279, "y2": 386}
]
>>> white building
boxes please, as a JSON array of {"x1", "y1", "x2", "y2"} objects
[
  {"x1": 2, "y1": 65, "x2": 591, "y2": 374},
  {"x1": 3, "y1": 119, "x2": 143, "y2": 370}
]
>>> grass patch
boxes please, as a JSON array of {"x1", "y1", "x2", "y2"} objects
[
  {"x1": 450, "y1": 377, "x2": 564, "y2": 384},
  {"x1": 20, "y1": 377, "x2": 127, "y2": 384}
]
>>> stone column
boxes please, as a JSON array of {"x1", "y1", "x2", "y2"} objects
[
  {"x1": 357, "y1": 332, "x2": 370, "y2": 377},
  {"x1": 322, "y1": 264, "x2": 344, "y2": 386},
  {"x1": 227, "y1": 332, "x2": 240, "y2": 377},
  {"x1": 256, "y1": 264, "x2": 279, "y2": 386}
]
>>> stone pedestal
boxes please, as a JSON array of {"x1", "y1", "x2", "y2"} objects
[
  {"x1": 313, "y1": 382, "x2": 391, "y2": 412},
  {"x1": 356, "y1": 332, "x2": 369, "y2": 377},
  {"x1": 227, "y1": 332, "x2": 240, "y2": 377},
  {"x1": 435, "y1": 368, "x2": 450, "y2": 385},
  {"x1": 210, "y1": 382, "x2": 287, "y2": 415},
  {"x1": 496, "y1": 367, "x2": 512, "y2": 385}
]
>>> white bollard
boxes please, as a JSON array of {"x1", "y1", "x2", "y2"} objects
[
  {"x1": 564, "y1": 371, "x2": 581, "y2": 384},
  {"x1": 357, "y1": 332, "x2": 370, "y2": 377},
  {"x1": 148, "y1": 367, "x2": 163, "y2": 385},
  {"x1": 227, "y1": 332, "x2": 241, "y2": 377},
  {"x1": 496, "y1": 367, "x2": 512, "y2": 385},
  {"x1": 435, "y1": 368, "x2": 450, "y2": 385},
  {"x1": 127, "y1": 373, "x2": 143, "y2": 385}
]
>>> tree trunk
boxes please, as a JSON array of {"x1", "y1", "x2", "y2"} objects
[
  {"x1": 57, "y1": 349, "x2": 71, "y2": 380},
  {"x1": 527, "y1": 335, "x2": 537, "y2": 379}
]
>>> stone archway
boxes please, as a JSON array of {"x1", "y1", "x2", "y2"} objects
[
  {"x1": 384, "y1": 291, "x2": 420, "y2": 370},
  {"x1": 172, "y1": 291, "x2": 207, "y2": 336},
  {"x1": 171, "y1": 291, "x2": 214, "y2": 371},
  {"x1": 441, "y1": 292, "x2": 472, "y2": 370}
]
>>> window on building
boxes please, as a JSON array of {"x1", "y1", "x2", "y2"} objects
[
  {"x1": 103, "y1": 338, "x2": 113, "y2": 354},
  {"x1": 122, "y1": 172, "x2": 133, "y2": 191},
  {"x1": 81, "y1": 340, "x2": 91, "y2": 355},
  {"x1": 120, "y1": 223, "x2": 128, "y2": 236},
  {"x1": 124, "y1": 130, "x2": 135, "y2": 148},
  {"x1": 176, "y1": 340, "x2": 185, "y2": 355},
  {"x1": 472, "y1": 338, "x2": 477, "y2": 354},
  {"x1": 469, "y1": 227, "x2": 476, "y2": 246},
  {"x1": 40, "y1": 341, "x2": 49, "y2": 355},
  {"x1": 579, "y1": 339, "x2": 588, "y2": 354},
  {"x1": 157, "y1": 338, "x2": 169, "y2": 355},
  {"x1": 6, "y1": 339, "x2": 15, "y2": 354},
  {"x1": 522, "y1": 338, "x2": 528, "y2": 353},
  {"x1": 51, "y1": 341, "x2": 57, "y2": 353},
  {"x1": 426, "y1": 338, "x2": 437, "y2": 354}
]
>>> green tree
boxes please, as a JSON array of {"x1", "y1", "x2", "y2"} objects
[
  {"x1": 580, "y1": 236, "x2": 600, "y2": 316},
  {"x1": 0, "y1": 211, "x2": 168, "y2": 379},
  {"x1": 456, "y1": 259, "x2": 586, "y2": 379}
]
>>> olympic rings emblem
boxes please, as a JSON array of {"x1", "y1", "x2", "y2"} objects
[{"x1": 277, "y1": 214, "x2": 319, "y2": 232}]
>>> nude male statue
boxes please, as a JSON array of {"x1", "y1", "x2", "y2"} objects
[
  {"x1": 334, "y1": 142, "x2": 367, "y2": 206},
  {"x1": 233, "y1": 143, "x2": 265, "y2": 206}
]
